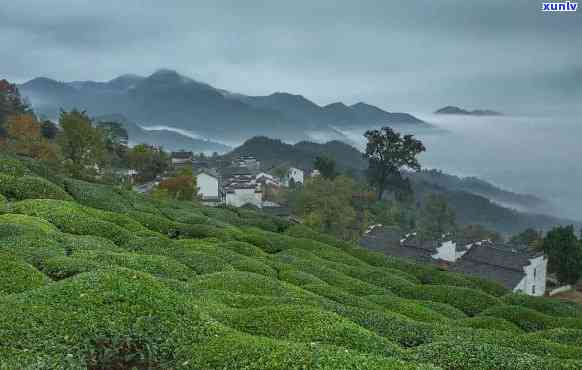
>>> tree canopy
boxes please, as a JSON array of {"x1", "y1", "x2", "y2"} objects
[
  {"x1": 543, "y1": 225, "x2": 582, "y2": 285},
  {"x1": 58, "y1": 110, "x2": 107, "y2": 179},
  {"x1": 313, "y1": 155, "x2": 337, "y2": 180},
  {"x1": 363, "y1": 127, "x2": 425, "y2": 200}
]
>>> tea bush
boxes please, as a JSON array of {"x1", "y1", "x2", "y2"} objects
[{"x1": 0, "y1": 251, "x2": 51, "y2": 295}]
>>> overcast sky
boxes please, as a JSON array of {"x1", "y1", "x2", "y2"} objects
[{"x1": 1, "y1": 0, "x2": 581, "y2": 114}]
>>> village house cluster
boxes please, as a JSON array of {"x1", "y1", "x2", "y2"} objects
[
  {"x1": 169, "y1": 151, "x2": 311, "y2": 210},
  {"x1": 360, "y1": 225, "x2": 549, "y2": 296}
]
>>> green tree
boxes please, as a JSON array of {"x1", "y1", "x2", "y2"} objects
[
  {"x1": 58, "y1": 110, "x2": 107, "y2": 179},
  {"x1": 293, "y1": 176, "x2": 357, "y2": 240},
  {"x1": 314, "y1": 156, "x2": 337, "y2": 180},
  {"x1": 418, "y1": 193, "x2": 456, "y2": 240},
  {"x1": 363, "y1": 126, "x2": 425, "y2": 200},
  {"x1": 543, "y1": 225, "x2": 582, "y2": 285},
  {"x1": 127, "y1": 144, "x2": 169, "y2": 181}
]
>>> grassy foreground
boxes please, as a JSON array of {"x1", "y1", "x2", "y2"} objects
[{"x1": 1, "y1": 155, "x2": 582, "y2": 369}]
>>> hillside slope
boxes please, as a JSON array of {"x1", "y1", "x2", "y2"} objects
[{"x1": 1, "y1": 155, "x2": 582, "y2": 369}]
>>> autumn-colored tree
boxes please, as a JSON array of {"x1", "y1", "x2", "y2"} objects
[
  {"x1": 58, "y1": 110, "x2": 107, "y2": 178},
  {"x1": 0, "y1": 80, "x2": 33, "y2": 138},
  {"x1": 157, "y1": 172, "x2": 198, "y2": 201},
  {"x1": 4, "y1": 114, "x2": 60, "y2": 161},
  {"x1": 6, "y1": 114, "x2": 41, "y2": 153}
]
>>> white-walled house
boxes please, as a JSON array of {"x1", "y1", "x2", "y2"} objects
[
  {"x1": 449, "y1": 244, "x2": 548, "y2": 296},
  {"x1": 195, "y1": 170, "x2": 220, "y2": 204},
  {"x1": 360, "y1": 228, "x2": 547, "y2": 296},
  {"x1": 514, "y1": 254, "x2": 548, "y2": 296},
  {"x1": 283, "y1": 167, "x2": 304, "y2": 186}
]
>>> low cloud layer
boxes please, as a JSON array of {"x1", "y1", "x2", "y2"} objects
[{"x1": 1, "y1": 0, "x2": 581, "y2": 114}]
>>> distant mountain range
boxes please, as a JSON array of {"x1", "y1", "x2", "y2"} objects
[
  {"x1": 435, "y1": 106, "x2": 503, "y2": 116},
  {"x1": 18, "y1": 69, "x2": 430, "y2": 143},
  {"x1": 227, "y1": 136, "x2": 578, "y2": 234}
]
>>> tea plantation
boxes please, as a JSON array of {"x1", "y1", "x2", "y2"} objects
[{"x1": 1, "y1": 155, "x2": 582, "y2": 369}]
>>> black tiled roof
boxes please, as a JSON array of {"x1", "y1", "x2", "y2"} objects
[{"x1": 449, "y1": 244, "x2": 534, "y2": 289}]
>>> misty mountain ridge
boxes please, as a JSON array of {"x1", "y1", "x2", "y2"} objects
[
  {"x1": 19, "y1": 69, "x2": 430, "y2": 144},
  {"x1": 435, "y1": 106, "x2": 503, "y2": 116},
  {"x1": 94, "y1": 113, "x2": 231, "y2": 154}
]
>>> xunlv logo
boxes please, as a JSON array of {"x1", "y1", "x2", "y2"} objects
[{"x1": 542, "y1": 1, "x2": 578, "y2": 11}]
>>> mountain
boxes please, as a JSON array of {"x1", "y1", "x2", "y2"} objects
[
  {"x1": 19, "y1": 69, "x2": 429, "y2": 143},
  {"x1": 225, "y1": 136, "x2": 579, "y2": 234},
  {"x1": 94, "y1": 114, "x2": 231, "y2": 153},
  {"x1": 435, "y1": 106, "x2": 503, "y2": 116}
]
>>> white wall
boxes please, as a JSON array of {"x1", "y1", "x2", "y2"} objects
[
  {"x1": 513, "y1": 255, "x2": 547, "y2": 296},
  {"x1": 196, "y1": 173, "x2": 219, "y2": 199},
  {"x1": 226, "y1": 188, "x2": 263, "y2": 208},
  {"x1": 432, "y1": 241, "x2": 457, "y2": 262},
  {"x1": 288, "y1": 167, "x2": 304, "y2": 184}
]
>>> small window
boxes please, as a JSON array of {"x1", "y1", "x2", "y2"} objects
[
  {"x1": 533, "y1": 268, "x2": 537, "y2": 279},
  {"x1": 532, "y1": 285, "x2": 536, "y2": 295}
]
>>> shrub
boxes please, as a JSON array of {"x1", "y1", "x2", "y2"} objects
[
  {"x1": 73, "y1": 250, "x2": 197, "y2": 281},
  {"x1": 158, "y1": 207, "x2": 209, "y2": 225},
  {"x1": 80, "y1": 206, "x2": 152, "y2": 234},
  {"x1": 331, "y1": 304, "x2": 436, "y2": 348},
  {"x1": 278, "y1": 269, "x2": 328, "y2": 287},
  {"x1": 478, "y1": 305, "x2": 582, "y2": 332},
  {"x1": 0, "y1": 193, "x2": 8, "y2": 213},
  {"x1": 190, "y1": 271, "x2": 317, "y2": 300},
  {"x1": 0, "y1": 234, "x2": 67, "y2": 267},
  {"x1": 0, "y1": 213, "x2": 59, "y2": 234},
  {"x1": 527, "y1": 328, "x2": 582, "y2": 347},
  {"x1": 303, "y1": 283, "x2": 382, "y2": 310},
  {"x1": 408, "y1": 340, "x2": 573, "y2": 370},
  {"x1": 399, "y1": 284, "x2": 501, "y2": 316},
  {"x1": 125, "y1": 210, "x2": 178, "y2": 235},
  {"x1": 62, "y1": 178, "x2": 132, "y2": 212},
  {"x1": 0, "y1": 251, "x2": 51, "y2": 295},
  {"x1": 54, "y1": 233, "x2": 125, "y2": 254},
  {"x1": 0, "y1": 269, "x2": 214, "y2": 368},
  {"x1": 274, "y1": 252, "x2": 388, "y2": 296},
  {"x1": 413, "y1": 301, "x2": 468, "y2": 320},
  {"x1": 502, "y1": 293, "x2": 582, "y2": 318},
  {"x1": 12, "y1": 199, "x2": 132, "y2": 245},
  {"x1": 0, "y1": 175, "x2": 72, "y2": 201},
  {"x1": 178, "y1": 223, "x2": 225, "y2": 239},
  {"x1": 213, "y1": 305, "x2": 404, "y2": 357},
  {"x1": 233, "y1": 227, "x2": 276, "y2": 252},
  {"x1": 0, "y1": 158, "x2": 30, "y2": 177},
  {"x1": 366, "y1": 295, "x2": 450, "y2": 323},
  {"x1": 216, "y1": 241, "x2": 269, "y2": 258},
  {"x1": 174, "y1": 332, "x2": 424, "y2": 370},
  {"x1": 38, "y1": 256, "x2": 103, "y2": 280},
  {"x1": 455, "y1": 316, "x2": 524, "y2": 333}
]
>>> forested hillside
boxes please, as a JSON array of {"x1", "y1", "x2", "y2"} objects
[
  {"x1": 226, "y1": 136, "x2": 578, "y2": 234},
  {"x1": 2, "y1": 154, "x2": 582, "y2": 369}
]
